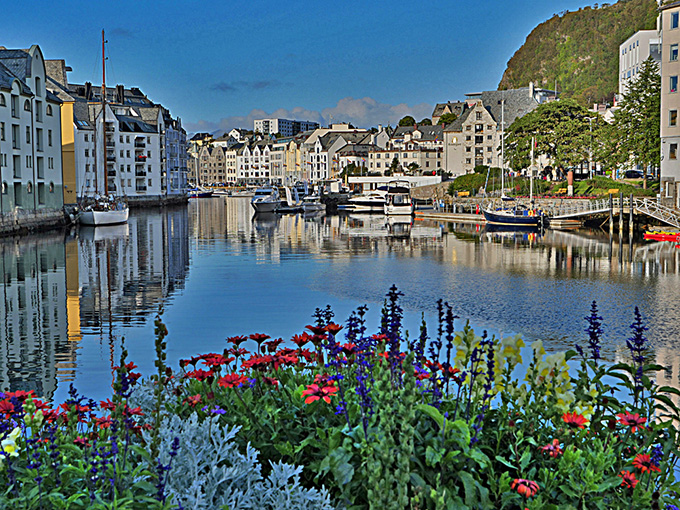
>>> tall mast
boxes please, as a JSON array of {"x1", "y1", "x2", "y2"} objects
[
  {"x1": 102, "y1": 29, "x2": 108, "y2": 196},
  {"x1": 501, "y1": 91, "x2": 505, "y2": 197}
]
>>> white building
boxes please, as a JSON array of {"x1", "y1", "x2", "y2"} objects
[
  {"x1": 254, "y1": 118, "x2": 319, "y2": 137},
  {"x1": 619, "y1": 29, "x2": 661, "y2": 98},
  {"x1": 0, "y1": 46, "x2": 64, "y2": 214}
]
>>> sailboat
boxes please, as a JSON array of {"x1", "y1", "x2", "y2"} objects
[
  {"x1": 79, "y1": 30, "x2": 129, "y2": 227},
  {"x1": 482, "y1": 102, "x2": 541, "y2": 229}
]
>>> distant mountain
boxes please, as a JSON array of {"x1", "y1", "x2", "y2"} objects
[{"x1": 499, "y1": 0, "x2": 658, "y2": 105}]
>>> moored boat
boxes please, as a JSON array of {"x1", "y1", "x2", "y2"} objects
[
  {"x1": 339, "y1": 189, "x2": 387, "y2": 212},
  {"x1": 481, "y1": 204, "x2": 542, "y2": 228},
  {"x1": 301, "y1": 194, "x2": 325, "y2": 213},
  {"x1": 251, "y1": 187, "x2": 281, "y2": 213},
  {"x1": 384, "y1": 181, "x2": 414, "y2": 216}
]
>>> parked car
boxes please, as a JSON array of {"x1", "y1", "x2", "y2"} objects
[{"x1": 624, "y1": 170, "x2": 643, "y2": 179}]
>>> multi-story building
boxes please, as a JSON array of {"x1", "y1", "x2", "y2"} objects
[
  {"x1": 661, "y1": 2, "x2": 680, "y2": 206},
  {"x1": 619, "y1": 29, "x2": 661, "y2": 98},
  {"x1": 367, "y1": 125, "x2": 443, "y2": 175},
  {"x1": 0, "y1": 46, "x2": 65, "y2": 218},
  {"x1": 443, "y1": 84, "x2": 555, "y2": 176},
  {"x1": 431, "y1": 101, "x2": 466, "y2": 125},
  {"x1": 46, "y1": 64, "x2": 187, "y2": 202},
  {"x1": 254, "y1": 118, "x2": 319, "y2": 137}
]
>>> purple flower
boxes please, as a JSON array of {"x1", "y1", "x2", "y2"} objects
[
  {"x1": 626, "y1": 307, "x2": 649, "y2": 403},
  {"x1": 579, "y1": 301, "x2": 603, "y2": 361}
]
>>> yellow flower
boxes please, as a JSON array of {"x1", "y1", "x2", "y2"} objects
[{"x1": 1, "y1": 427, "x2": 21, "y2": 458}]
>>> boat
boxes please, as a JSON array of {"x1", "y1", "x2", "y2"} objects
[
  {"x1": 251, "y1": 187, "x2": 281, "y2": 213},
  {"x1": 78, "y1": 31, "x2": 129, "y2": 227},
  {"x1": 301, "y1": 194, "x2": 325, "y2": 213},
  {"x1": 188, "y1": 187, "x2": 214, "y2": 198},
  {"x1": 644, "y1": 230, "x2": 680, "y2": 242},
  {"x1": 482, "y1": 204, "x2": 542, "y2": 228},
  {"x1": 384, "y1": 180, "x2": 414, "y2": 216},
  {"x1": 277, "y1": 187, "x2": 303, "y2": 213},
  {"x1": 339, "y1": 189, "x2": 387, "y2": 212}
]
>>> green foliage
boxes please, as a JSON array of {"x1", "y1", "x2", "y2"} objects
[
  {"x1": 611, "y1": 57, "x2": 661, "y2": 186},
  {"x1": 398, "y1": 116, "x2": 416, "y2": 127},
  {"x1": 504, "y1": 99, "x2": 601, "y2": 171},
  {"x1": 499, "y1": 0, "x2": 658, "y2": 106},
  {"x1": 418, "y1": 118, "x2": 433, "y2": 126},
  {"x1": 437, "y1": 112, "x2": 458, "y2": 125}
]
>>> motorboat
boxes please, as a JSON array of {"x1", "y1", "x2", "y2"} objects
[
  {"x1": 277, "y1": 186, "x2": 303, "y2": 213},
  {"x1": 188, "y1": 187, "x2": 214, "y2": 198},
  {"x1": 384, "y1": 181, "x2": 414, "y2": 216},
  {"x1": 482, "y1": 202, "x2": 542, "y2": 229},
  {"x1": 251, "y1": 187, "x2": 281, "y2": 213},
  {"x1": 301, "y1": 194, "x2": 325, "y2": 213},
  {"x1": 339, "y1": 189, "x2": 387, "y2": 212}
]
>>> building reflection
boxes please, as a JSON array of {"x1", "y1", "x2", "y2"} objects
[{"x1": 0, "y1": 206, "x2": 190, "y2": 400}]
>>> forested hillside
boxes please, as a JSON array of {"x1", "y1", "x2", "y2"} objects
[{"x1": 498, "y1": 0, "x2": 658, "y2": 105}]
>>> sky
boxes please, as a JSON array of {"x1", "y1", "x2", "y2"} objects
[{"x1": 4, "y1": 0, "x2": 599, "y2": 135}]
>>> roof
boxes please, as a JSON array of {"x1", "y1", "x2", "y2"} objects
[
  {"x1": 391, "y1": 124, "x2": 443, "y2": 141},
  {"x1": 115, "y1": 114, "x2": 157, "y2": 134},
  {"x1": 479, "y1": 88, "x2": 540, "y2": 127},
  {"x1": 432, "y1": 101, "x2": 466, "y2": 118},
  {"x1": 0, "y1": 49, "x2": 31, "y2": 82},
  {"x1": 443, "y1": 108, "x2": 473, "y2": 132}
]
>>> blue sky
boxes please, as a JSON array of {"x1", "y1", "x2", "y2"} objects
[{"x1": 6, "y1": 0, "x2": 599, "y2": 134}]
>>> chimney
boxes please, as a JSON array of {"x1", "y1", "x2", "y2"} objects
[
  {"x1": 116, "y1": 84, "x2": 125, "y2": 104},
  {"x1": 84, "y1": 81, "x2": 92, "y2": 100},
  {"x1": 529, "y1": 81, "x2": 534, "y2": 98}
]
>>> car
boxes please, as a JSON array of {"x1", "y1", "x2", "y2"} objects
[{"x1": 624, "y1": 170, "x2": 643, "y2": 179}]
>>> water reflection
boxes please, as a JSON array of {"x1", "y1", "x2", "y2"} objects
[{"x1": 1, "y1": 196, "x2": 679, "y2": 402}]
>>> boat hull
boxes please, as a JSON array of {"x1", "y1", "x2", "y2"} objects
[
  {"x1": 79, "y1": 208, "x2": 129, "y2": 226},
  {"x1": 482, "y1": 208, "x2": 541, "y2": 227},
  {"x1": 384, "y1": 204, "x2": 414, "y2": 216},
  {"x1": 251, "y1": 200, "x2": 280, "y2": 213}
]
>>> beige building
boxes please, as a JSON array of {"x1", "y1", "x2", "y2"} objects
[{"x1": 661, "y1": 2, "x2": 680, "y2": 207}]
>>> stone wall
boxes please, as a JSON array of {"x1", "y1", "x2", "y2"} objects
[{"x1": 0, "y1": 208, "x2": 70, "y2": 237}]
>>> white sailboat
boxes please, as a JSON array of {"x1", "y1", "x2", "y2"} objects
[{"x1": 79, "y1": 30, "x2": 129, "y2": 227}]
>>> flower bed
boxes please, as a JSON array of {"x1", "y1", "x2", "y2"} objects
[{"x1": 1, "y1": 287, "x2": 679, "y2": 509}]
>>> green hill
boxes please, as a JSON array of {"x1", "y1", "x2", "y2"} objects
[{"x1": 499, "y1": 0, "x2": 658, "y2": 105}]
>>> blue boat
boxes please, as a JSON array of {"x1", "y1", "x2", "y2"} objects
[{"x1": 482, "y1": 204, "x2": 542, "y2": 228}]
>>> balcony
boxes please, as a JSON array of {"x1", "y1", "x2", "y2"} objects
[
  {"x1": 135, "y1": 155, "x2": 147, "y2": 162},
  {"x1": 136, "y1": 186, "x2": 147, "y2": 193},
  {"x1": 108, "y1": 170, "x2": 117, "y2": 177},
  {"x1": 106, "y1": 154, "x2": 116, "y2": 162},
  {"x1": 135, "y1": 170, "x2": 146, "y2": 177}
]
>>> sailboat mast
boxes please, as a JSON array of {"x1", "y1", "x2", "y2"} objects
[
  {"x1": 500, "y1": 92, "x2": 505, "y2": 196},
  {"x1": 102, "y1": 29, "x2": 108, "y2": 196},
  {"x1": 530, "y1": 136, "x2": 534, "y2": 204}
]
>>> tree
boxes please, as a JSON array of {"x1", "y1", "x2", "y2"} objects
[
  {"x1": 437, "y1": 112, "x2": 458, "y2": 125},
  {"x1": 398, "y1": 116, "x2": 416, "y2": 127},
  {"x1": 418, "y1": 118, "x2": 433, "y2": 126},
  {"x1": 612, "y1": 57, "x2": 660, "y2": 188},
  {"x1": 389, "y1": 157, "x2": 400, "y2": 174},
  {"x1": 503, "y1": 99, "x2": 600, "y2": 173}
]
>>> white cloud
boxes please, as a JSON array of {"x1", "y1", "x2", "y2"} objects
[{"x1": 184, "y1": 96, "x2": 433, "y2": 135}]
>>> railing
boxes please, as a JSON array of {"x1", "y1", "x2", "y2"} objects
[
  {"x1": 135, "y1": 170, "x2": 146, "y2": 177},
  {"x1": 136, "y1": 186, "x2": 147, "y2": 192},
  {"x1": 634, "y1": 197, "x2": 680, "y2": 229}
]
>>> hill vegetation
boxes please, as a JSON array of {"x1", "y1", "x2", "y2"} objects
[{"x1": 499, "y1": 0, "x2": 658, "y2": 105}]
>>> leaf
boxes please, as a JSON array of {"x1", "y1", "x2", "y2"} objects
[
  {"x1": 426, "y1": 445, "x2": 444, "y2": 466},
  {"x1": 598, "y1": 476, "x2": 624, "y2": 491},
  {"x1": 519, "y1": 449, "x2": 532, "y2": 470},
  {"x1": 328, "y1": 447, "x2": 354, "y2": 486},
  {"x1": 416, "y1": 403, "x2": 445, "y2": 429},
  {"x1": 495, "y1": 455, "x2": 517, "y2": 470},
  {"x1": 459, "y1": 471, "x2": 477, "y2": 507}
]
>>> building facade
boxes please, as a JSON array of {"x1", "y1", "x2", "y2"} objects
[
  {"x1": 619, "y1": 29, "x2": 661, "y2": 98},
  {"x1": 0, "y1": 46, "x2": 64, "y2": 218},
  {"x1": 254, "y1": 118, "x2": 319, "y2": 137},
  {"x1": 661, "y1": 2, "x2": 680, "y2": 206}
]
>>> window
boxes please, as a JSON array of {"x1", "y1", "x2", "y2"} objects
[
  {"x1": 27, "y1": 181, "x2": 32, "y2": 193},
  {"x1": 465, "y1": 158, "x2": 471, "y2": 164},
  {"x1": 0, "y1": 122, "x2": 4, "y2": 141},
  {"x1": 85, "y1": 164, "x2": 90, "y2": 173},
  {"x1": 466, "y1": 147, "x2": 471, "y2": 153},
  {"x1": 671, "y1": 76, "x2": 678, "y2": 93},
  {"x1": 671, "y1": 143, "x2": 678, "y2": 160},
  {"x1": 126, "y1": 150, "x2": 130, "y2": 157},
  {"x1": 84, "y1": 149, "x2": 89, "y2": 157},
  {"x1": 48, "y1": 130, "x2": 52, "y2": 146},
  {"x1": 466, "y1": 125, "x2": 471, "y2": 131},
  {"x1": 466, "y1": 135, "x2": 471, "y2": 141},
  {"x1": 2, "y1": 181, "x2": 7, "y2": 194},
  {"x1": 120, "y1": 150, "x2": 124, "y2": 157},
  {"x1": 487, "y1": 146, "x2": 492, "y2": 152},
  {"x1": 475, "y1": 124, "x2": 483, "y2": 133},
  {"x1": 671, "y1": 110, "x2": 678, "y2": 127},
  {"x1": 487, "y1": 158, "x2": 492, "y2": 164},
  {"x1": 49, "y1": 182, "x2": 54, "y2": 193},
  {"x1": 487, "y1": 135, "x2": 492, "y2": 140},
  {"x1": 672, "y1": 11, "x2": 679, "y2": 29},
  {"x1": 35, "y1": 101, "x2": 42, "y2": 122},
  {"x1": 84, "y1": 133, "x2": 88, "y2": 142},
  {"x1": 25, "y1": 126, "x2": 30, "y2": 144},
  {"x1": 672, "y1": 44, "x2": 679, "y2": 62},
  {"x1": 0, "y1": 95, "x2": 4, "y2": 107},
  {"x1": 11, "y1": 95, "x2": 18, "y2": 118},
  {"x1": 119, "y1": 135, "x2": 123, "y2": 143},
  {"x1": 476, "y1": 112, "x2": 482, "y2": 120},
  {"x1": 46, "y1": 104, "x2": 52, "y2": 116},
  {"x1": 24, "y1": 100, "x2": 31, "y2": 112},
  {"x1": 148, "y1": 179, "x2": 152, "y2": 186},
  {"x1": 475, "y1": 136, "x2": 483, "y2": 144}
]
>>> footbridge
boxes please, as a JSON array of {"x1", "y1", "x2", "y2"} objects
[{"x1": 548, "y1": 197, "x2": 680, "y2": 229}]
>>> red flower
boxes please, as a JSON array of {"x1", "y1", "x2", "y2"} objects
[
  {"x1": 510, "y1": 479, "x2": 539, "y2": 498},
  {"x1": 341, "y1": 343, "x2": 357, "y2": 356},
  {"x1": 249, "y1": 333, "x2": 271, "y2": 343},
  {"x1": 325, "y1": 323, "x2": 343, "y2": 336},
  {"x1": 95, "y1": 416, "x2": 113, "y2": 429},
  {"x1": 226, "y1": 347, "x2": 249, "y2": 357},
  {"x1": 201, "y1": 354, "x2": 234, "y2": 369},
  {"x1": 73, "y1": 436, "x2": 90, "y2": 447},
  {"x1": 371, "y1": 333, "x2": 389, "y2": 344},
  {"x1": 632, "y1": 453, "x2": 661, "y2": 474},
  {"x1": 100, "y1": 399, "x2": 116, "y2": 411},
  {"x1": 184, "y1": 369, "x2": 214, "y2": 381},
  {"x1": 263, "y1": 338, "x2": 285, "y2": 353},
  {"x1": 305, "y1": 325, "x2": 327, "y2": 336},
  {"x1": 540, "y1": 438, "x2": 563, "y2": 458},
  {"x1": 617, "y1": 412, "x2": 647, "y2": 433},
  {"x1": 562, "y1": 412, "x2": 588, "y2": 429},
  {"x1": 184, "y1": 394, "x2": 202, "y2": 407},
  {"x1": 218, "y1": 374, "x2": 248, "y2": 388},
  {"x1": 301, "y1": 382, "x2": 338, "y2": 404},
  {"x1": 619, "y1": 470, "x2": 638, "y2": 488},
  {"x1": 0, "y1": 400, "x2": 14, "y2": 416},
  {"x1": 262, "y1": 376, "x2": 279, "y2": 388},
  {"x1": 3, "y1": 390, "x2": 34, "y2": 401},
  {"x1": 240, "y1": 354, "x2": 274, "y2": 371},
  {"x1": 291, "y1": 333, "x2": 312, "y2": 348},
  {"x1": 227, "y1": 335, "x2": 249, "y2": 347}
]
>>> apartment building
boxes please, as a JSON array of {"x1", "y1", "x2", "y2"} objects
[
  {"x1": 0, "y1": 45, "x2": 64, "y2": 216},
  {"x1": 254, "y1": 118, "x2": 319, "y2": 137},
  {"x1": 619, "y1": 29, "x2": 661, "y2": 98},
  {"x1": 661, "y1": 2, "x2": 680, "y2": 206}
]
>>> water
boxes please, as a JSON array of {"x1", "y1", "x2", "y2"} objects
[{"x1": 1, "y1": 196, "x2": 679, "y2": 404}]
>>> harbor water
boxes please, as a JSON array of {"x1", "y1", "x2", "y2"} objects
[{"x1": 1, "y1": 196, "x2": 679, "y2": 404}]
